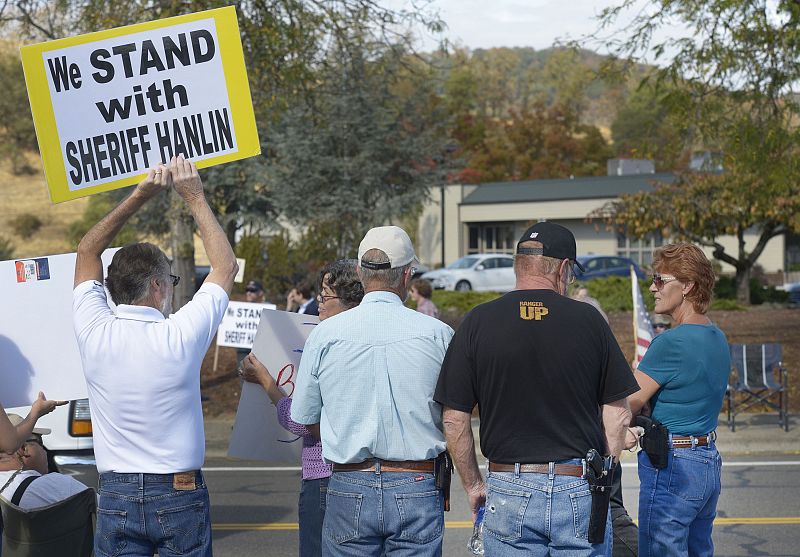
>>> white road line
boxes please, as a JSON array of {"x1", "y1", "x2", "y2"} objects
[{"x1": 203, "y1": 461, "x2": 800, "y2": 472}]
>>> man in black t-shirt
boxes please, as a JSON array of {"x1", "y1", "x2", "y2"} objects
[{"x1": 435, "y1": 221, "x2": 640, "y2": 556}]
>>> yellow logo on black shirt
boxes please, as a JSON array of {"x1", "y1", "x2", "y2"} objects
[{"x1": 520, "y1": 301, "x2": 549, "y2": 320}]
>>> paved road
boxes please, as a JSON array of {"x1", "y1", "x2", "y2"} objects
[{"x1": 200, "y1": 456, "x2": 800, "y2": 557}]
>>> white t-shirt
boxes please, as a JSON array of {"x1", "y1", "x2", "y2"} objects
[
  {"x1": 0, "y1": 470, "x2": 88, "y2": 509},
  {"x1": 73, "y1": 280, "x2": 229, "y2": 474}
]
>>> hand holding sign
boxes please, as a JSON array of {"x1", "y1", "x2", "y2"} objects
[
  {"x1": 135, "y1": 163, "x2": 171, "y2": 198},
  {"x1": 170, "y1": 154, "x2": 203, "y2": 201}
]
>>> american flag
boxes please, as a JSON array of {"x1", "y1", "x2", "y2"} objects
[{"x1": 632, "y1": 265, "x2": 654, "y2": 365}]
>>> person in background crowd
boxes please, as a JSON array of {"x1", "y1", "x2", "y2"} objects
[
  {"x1": 0, "y1": 413, "x2": 88, "y2": 509},
  {"x1": 628, "y1": 244, "x2": 729, "y2": 557},
  {"x1": 436, "y1": 221, "x2": 640, "y2": 556},
  {"x1": 73, "y1": 156, "x2": 238, "y2": 557},
  {"x1": 236, "y1": 279, "x2": 268, "y2": 365},
  {"x1": 571, "y1": 284, "x2": 609, "y2": 323},
  {"x1": 0, "y1": 395, "x2": 64, "y2": 454},
  {"x1": 287, "y1": 281, "x2": 319, "y2": 316},
  {"x1": 291, "y1": 226, "x2": 454, "y2": 556},
  {"x1": 240, "y1": 259, "x2": 364, "y2": 557},
  {"x1": 245, "y1": 279, "x2": 266, "y2": 303},
  {"x1": 571, "y1": 284, "x2": 636, "y2": 556},
  {"x1": 651, "y1": 312, "x2": 671, "y2": 335},
  {"x1": 410, "y1": 278, "x2": 439, "y2": 318}
]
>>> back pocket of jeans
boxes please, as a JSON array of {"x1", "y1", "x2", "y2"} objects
[
  {"x1": 395, "y1": 490, "x2": 443, "y2": 544},
  {"x1": 484, "y1": 484, "x2": 531, "y2": 542},
  {"x1": 569, "y1": 490, "x2": 592, "y2": 540},
  {"x1": 157, "y1": 501, "x2": 207, "y2": 554},
  {"x1": 667, "y1": 452, "x2": 709, "y2": 501},
  {"x1": 324, "y1": 489, "x2": 363, "y2": 544},
  {"x1": 96, "y1": 508, "x2": 127, "y2": 557}
]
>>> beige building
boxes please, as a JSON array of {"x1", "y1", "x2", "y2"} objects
[{"x1": 417, "y1": 172, "x2": 790, "y2": 279}]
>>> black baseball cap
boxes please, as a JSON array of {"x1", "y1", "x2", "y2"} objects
[
  {"x1": 516, "y1": 221, "x2": 585, "y2": 271},
  {"x1": 246, "y1": 279, "x2": 264, "y2": 292}
]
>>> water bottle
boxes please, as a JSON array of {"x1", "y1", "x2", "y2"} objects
[{"x1": 467, "y1": 506, "x2": 485, "y2": 555}]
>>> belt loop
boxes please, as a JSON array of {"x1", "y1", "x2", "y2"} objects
[
  {"x1": 548, "y1": 462, "x2": 555, "y2": 480},
  {"x1": 138, "y1": 473, "x2": 144, "y2": 491},
  {"x1": 514, "y1": 463, "x2": 520, "y2": 478},
  {"x1": 375, "y1": 460, "x2": 381, "y2": 476},
  {"x1": 691, "y1": 436, "x2": 698, "y2": 450}
]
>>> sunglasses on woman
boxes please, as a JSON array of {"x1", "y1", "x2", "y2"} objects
[{"x1": 651, "y1": 274, "x2": 678, "y2": 289}]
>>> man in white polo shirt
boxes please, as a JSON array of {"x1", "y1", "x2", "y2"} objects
[{"x1": 72, "y1": 155, "x2": 237, "y2": 557}]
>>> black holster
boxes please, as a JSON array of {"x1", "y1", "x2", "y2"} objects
[
  {"x1": 585, "y1": 448, "x2": 614, "y2": 545},
  {"x1": 634, "y1": 415, "x2": 670, "y2": 469},
  {"x1": 434, "y1": 451, "x2": 453, "y2": 511}
]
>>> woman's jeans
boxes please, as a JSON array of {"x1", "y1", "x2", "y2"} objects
[
  {"x1": 96, "y1": 471, "x2": 212, "y2": 557},
  {"x1": 638, "y1": 441, "x2": 722, "y2": 557},
  {"x1": 483, "y1": 459, "x2": 613, "y2": 556},
  {"x1": 299, "y1": 476, "x2": 329, "y2": 557}
]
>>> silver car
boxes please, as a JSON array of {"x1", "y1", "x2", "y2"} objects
[{"x1": 420, "y1": 254, "x2": 515, "y2": 292}]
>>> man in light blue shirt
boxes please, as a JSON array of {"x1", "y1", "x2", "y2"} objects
[{"x1": 291, "y1": 225, "x2": 454, "y2": 557}]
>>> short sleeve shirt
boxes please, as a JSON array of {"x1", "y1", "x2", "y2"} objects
[
  {"x1": 435, "y1": 290, "x2": 639, "y2": 463},
  {"x1": 638, "y1": 323, "x2": 730, "y2": 435}
]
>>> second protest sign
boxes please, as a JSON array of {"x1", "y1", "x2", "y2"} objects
[{"x1": 21, "y1": 6, "x2": 260, "y2": 203}]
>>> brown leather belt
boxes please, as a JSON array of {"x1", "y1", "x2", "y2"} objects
[
  {"x1": 671, "y1": 435, "x2": 711, "y2": 447},
  {"x1": 489, "y1": 462, "x2": 584, "y2": 477},
  {"x1": 332, "y1": 459, "x2": 434, "y2": 473}
]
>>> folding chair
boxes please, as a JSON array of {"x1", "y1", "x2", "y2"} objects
[
  {"x1": 1, "y1": 487, "x2": 95, "y2": 557},
  {"x1": 727, "y1": 343, "x2": 789, "y2": 432}
]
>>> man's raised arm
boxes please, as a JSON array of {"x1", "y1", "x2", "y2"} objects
[
  {"x1": 74, "y1": 165, "x2": 170, "y2": 287},
  {"x1": 169, "y1": 156, "x2": 238, "y2": 295}
]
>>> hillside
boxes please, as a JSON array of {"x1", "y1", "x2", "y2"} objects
[{"x1": 0, "y1": 154, "x2": 87, "y2": 258}]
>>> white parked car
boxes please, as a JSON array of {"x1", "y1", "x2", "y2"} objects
[{"x1": 421, "y1": 254, "x2": 515, "y2": 292}]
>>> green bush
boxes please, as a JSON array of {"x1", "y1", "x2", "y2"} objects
[
  {"x1": 578, "y1": 276, "x2": 654, "y2": 312},
  {"x1": 715, "y1": 276, "x2": 789, "y2": 305},
  {"x1": 710, "y1": 298, "x2": 744, "y2": 311},
  {"x1": 9, "y1": 213, "x2": 42, "y2": 239},
  {"x1": 0, "y1": 235, "x2": 14, "y2": 260},
  {"x1": 431, "y1": 290, "x2": 502, "y2": 314}
]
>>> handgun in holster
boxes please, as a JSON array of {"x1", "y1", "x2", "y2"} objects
[
  {"x1": 634, "y1": 415, "x2": 670, "y2": 469},
  {"x1": 584, "y1": 448, "x2": 615, "y2": 545},
  {"x1": 434, "y1": 451, "x2": 453, "y2": 511}
]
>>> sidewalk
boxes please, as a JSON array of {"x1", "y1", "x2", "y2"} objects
[{"x1": 204, "y1": 412, "x2": 800, "y2": 462}]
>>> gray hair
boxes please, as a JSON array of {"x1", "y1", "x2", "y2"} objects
[
  {"x1": 514, "y1": 241, "x2": 562, "y2": 276},
  {"x1": 106, "y1": 243, "x2": 171, "y2": 305},
  {"x1": 359, "y1": 249, "x2": 409, "y2": 290}
]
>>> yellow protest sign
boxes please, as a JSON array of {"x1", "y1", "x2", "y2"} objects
[{"x1": 20, "y1": 6, "x2": 260, "y2": 203}]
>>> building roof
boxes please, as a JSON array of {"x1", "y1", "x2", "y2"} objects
[{"x1": 461, "y1": 172, "x2": 676, "y2": 205}]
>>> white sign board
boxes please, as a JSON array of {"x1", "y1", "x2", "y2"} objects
[
  {"x1": 0, "y1": 249, "x2": 118, "y2": 407},
  {"x1": 228, "y1": 310, "x2": 319, "y2": 462},
  {"x1": 216, "y1": 301, "x2": 276, "y2": 349}
]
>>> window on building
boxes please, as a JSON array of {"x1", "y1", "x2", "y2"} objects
[
  {"x1": 617, "y1": 232, "x2": 665, "y2": 268},
  {"x1": 466, "y1": 223, "x2": 516, "y2": 254}
]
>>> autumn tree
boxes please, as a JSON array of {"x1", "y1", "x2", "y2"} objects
[{"x1": 587, "y1": 0, "x2": 800, "y2": 303}]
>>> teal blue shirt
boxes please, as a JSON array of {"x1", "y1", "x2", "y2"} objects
[
  {"x1": 291, "y1": 291, "x2": 454, "y2": 464},
  {"x1": 639, "y1": 324, "x2": 730, "y2": 435}
]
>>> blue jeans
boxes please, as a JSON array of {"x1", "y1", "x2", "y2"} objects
[
  {"x1": 483, "y1": 460, "x2": 612, "y2": 556},
  {"x1": 299, "y1": 476, "x2": 329, "y2": 557},
  {"x1": 96, "y1": 471, "x2": 212, "y2": 557},
  {"x1": 638, "y1": 442, "x2": 722, "y2": 557},
  {"x1": 322, "y1": 469, "x2": 443, "y2": 556}
]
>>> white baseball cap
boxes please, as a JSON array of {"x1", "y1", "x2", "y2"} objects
[{"x1": 358, "y1": 226, "x2": 418, "y2": 270}]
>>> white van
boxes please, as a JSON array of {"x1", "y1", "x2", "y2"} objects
[{"x1": 7, "y1": 399, "x2": 93, "y2": 468}]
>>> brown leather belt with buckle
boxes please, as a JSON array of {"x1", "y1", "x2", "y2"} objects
[
  {"x1": 332, "y1": 459, "x2": 435, "y2": 473},
  {"x1": 489, "y1": 462, "x2": 584, "y2": 477},
  {"x1": 671, "y1": 435, "x2": 711, "y2": 447}
]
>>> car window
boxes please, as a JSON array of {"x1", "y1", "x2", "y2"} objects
[
  {"x1": 497, "y1": 257, "x2": 514, "y2": 268},
  {"x1": 583, "y1": 258, "x2": 604, "y2": 272},
  {"x1": 606, "y1": 258, "x2": 626, "y2": 269},
  {"x1": 481, "y1": 258, "x2": 499, "y2": 269},
  {"x1": 447, "y1": 256, "x2": 480, "y2": 270}
]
